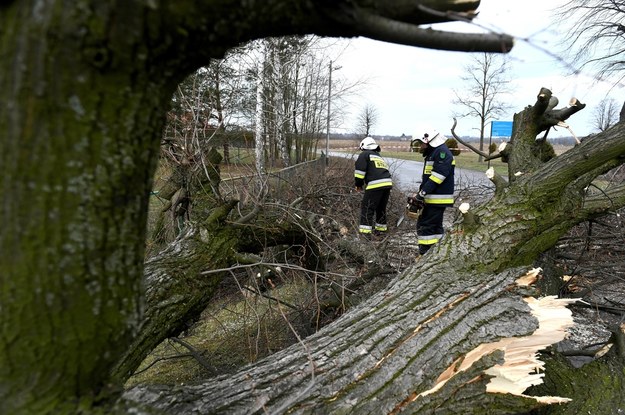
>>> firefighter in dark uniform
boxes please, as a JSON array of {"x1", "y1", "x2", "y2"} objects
[
  {"x1": 411, "y1": 129, "x2": 455, "y2": 255},
  {"x1": 354, "y1": 137, "x2": 393, "y2": 238}
]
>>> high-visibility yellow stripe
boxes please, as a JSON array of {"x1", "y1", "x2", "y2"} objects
[
  {"x1": 424, "y1": 194, "x2": 454, "y2": 204},
  {"x1": 366, "y1": 182, "x2": 393, "y2": 190},
  {"x1": 369, "y1": 155, "x2": 389, "y2": 169},
  {"x1": 425, "y1": 198, "x2": 454, "y2": 204}
]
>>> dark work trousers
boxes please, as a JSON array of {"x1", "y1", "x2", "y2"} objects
[
  {"x1": 360, "y1": 187, "x2": 391, "y2": 234},
  {"x1": 416, "y1": 205, "x2": 447, "y2": 254}
]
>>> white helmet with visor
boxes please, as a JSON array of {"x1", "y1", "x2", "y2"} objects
[
  {"x1": 416, "y1": 128, "x2": 446, "y2": 148},
  {"x1": 359, "y1": 136, "x2": 378, "y2": 150}
]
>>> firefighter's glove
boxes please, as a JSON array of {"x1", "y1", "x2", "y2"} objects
[
  {"x1": 407, "y1": 194, "x2": 424, "y2": 211},
  {"x1": 411, "y1": 192, "x2": 426, "y2": 209}
]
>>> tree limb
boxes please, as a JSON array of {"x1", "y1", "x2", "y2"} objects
[
  {"x1": 527, "y1": 122, "x2": 625, "y2": 195},
  {"x1": 451, "y1": 117, "x2": 491, "y2": 159},
  {"x1": 162, "y1": 0, "x2": 514, "y2": 71},
  {"x1": 341, "y1": 7, "x2": 514, "y2": 53}
]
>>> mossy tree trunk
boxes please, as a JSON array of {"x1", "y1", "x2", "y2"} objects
[
  {"x1": 0, "y1": 3, "x2": 178, "y2": 413},
  {"x1": 530, "y1": 350, "x2": 625, "y2": 415},
  {"x1": 128, "y1": 265, "x2": 547, "y2": 414},
  {"x1": 507, "y1": 88, "x2": 586, "y2": 180}
]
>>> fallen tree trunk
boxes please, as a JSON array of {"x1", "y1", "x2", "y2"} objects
[
  {"x1": 124, "y1": 99, "x2": 625, "y2": 413},
  {"x1": 126, "y1": 267, "x2": 573, "y2": 414}
]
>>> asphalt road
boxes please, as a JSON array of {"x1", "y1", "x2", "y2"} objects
[{"x1": 329, "y1": 151, "x2": 494, "y2": 193}]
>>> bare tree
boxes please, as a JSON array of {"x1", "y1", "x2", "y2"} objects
[
  {"x1": 255, "y1": 41, "x2": 267, "y2": 175},
  {"x1": 453, "y1": 52, "x2": 511, "y2": 162},
  {"x1": 593, "y1": 97, "x2": 619, "y2": 132},
  {"x1": 559, "y1": 0, "x2": 625, "y2": 81},
  {"x1": 244, "y1": 37, "x2": 349, "y2": 167},
  {"x1": 356, "y1": 103, "x2": 379, "y2": 136},
  {"x1": 558, "y1": 2, "x2": 625, "y2": 132}
]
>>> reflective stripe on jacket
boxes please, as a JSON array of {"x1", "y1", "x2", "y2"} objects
[
  {"x1": 420, "y1": 144, "x2": 455, "y2": 206},
  {"x1": 355, "y1": 150, "x2": 393, "y2": 191}
]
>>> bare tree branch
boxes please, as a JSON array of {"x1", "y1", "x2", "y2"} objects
[
  {"x1": 346, "y1": 8, "x2": 514, "y2": 53},
  {"x1": 450, "y1": 117, "x2": 491, "y2": 159}
]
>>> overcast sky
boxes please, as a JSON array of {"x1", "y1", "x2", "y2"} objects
[{"x1": 331, "y1": 0, "x2": 623, "y2": 139}]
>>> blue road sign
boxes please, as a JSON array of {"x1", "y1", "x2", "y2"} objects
[{"x1": 491, "y1": 121, "x2": 513, "y2": 137}]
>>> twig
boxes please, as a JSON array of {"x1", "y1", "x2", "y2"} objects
[
  {"x1": 241, "y1": 286, "x2": 300, "y2": 311},
  {"x1": 572, "y1": 300, "x2": 625, "y2": 316},
  {"x1": 169, "y1": 337, "x2": 215, "y2": 373},
  {"x1": 130, "y1": 353, "x2": 195, "y2": 377}
]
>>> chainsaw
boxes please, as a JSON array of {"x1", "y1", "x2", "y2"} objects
[{"x1": 396, "y1": 195, "x2": 423, "y2": 226}]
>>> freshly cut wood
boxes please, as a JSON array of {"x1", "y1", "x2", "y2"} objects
[{"x1": 419, "y1": 269, "x2": 576, "y2": 404}]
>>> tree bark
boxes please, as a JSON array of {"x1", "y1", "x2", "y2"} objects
[
  {"x1": 1, "y1": 3, "x2": 175, "y2": 412},
  {"x1": 124, "y1": 266, "x2": 565, "y2": 414},
  {"x1": 530, "y1": 349, "x2": 625, "y2": 415}
]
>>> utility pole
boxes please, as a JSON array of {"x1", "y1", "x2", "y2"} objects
[
  {"x1": 325, "y1": 60, "x2": 341, "y2": 168},
  {"x1": 326, "y1": 60, "x2": 332, "y2": 167}
]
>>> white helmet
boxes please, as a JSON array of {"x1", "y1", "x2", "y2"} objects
[
  {"x1": 359, "y1": 137, "x2": 378, "y2": 150},
  {"x1": 416, "y1": 128, "x2": 446, "y2": 148}
]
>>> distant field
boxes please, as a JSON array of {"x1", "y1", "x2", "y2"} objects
[
  {"x1": 211, "y1": 140, "x2": 573, "y2": 179},
  {"x1": 329, "y1": 139, "x2": 410, "y2": 152},
  {"x1": 331, "y1": 139, "x2": 574, "y2": 177}
]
